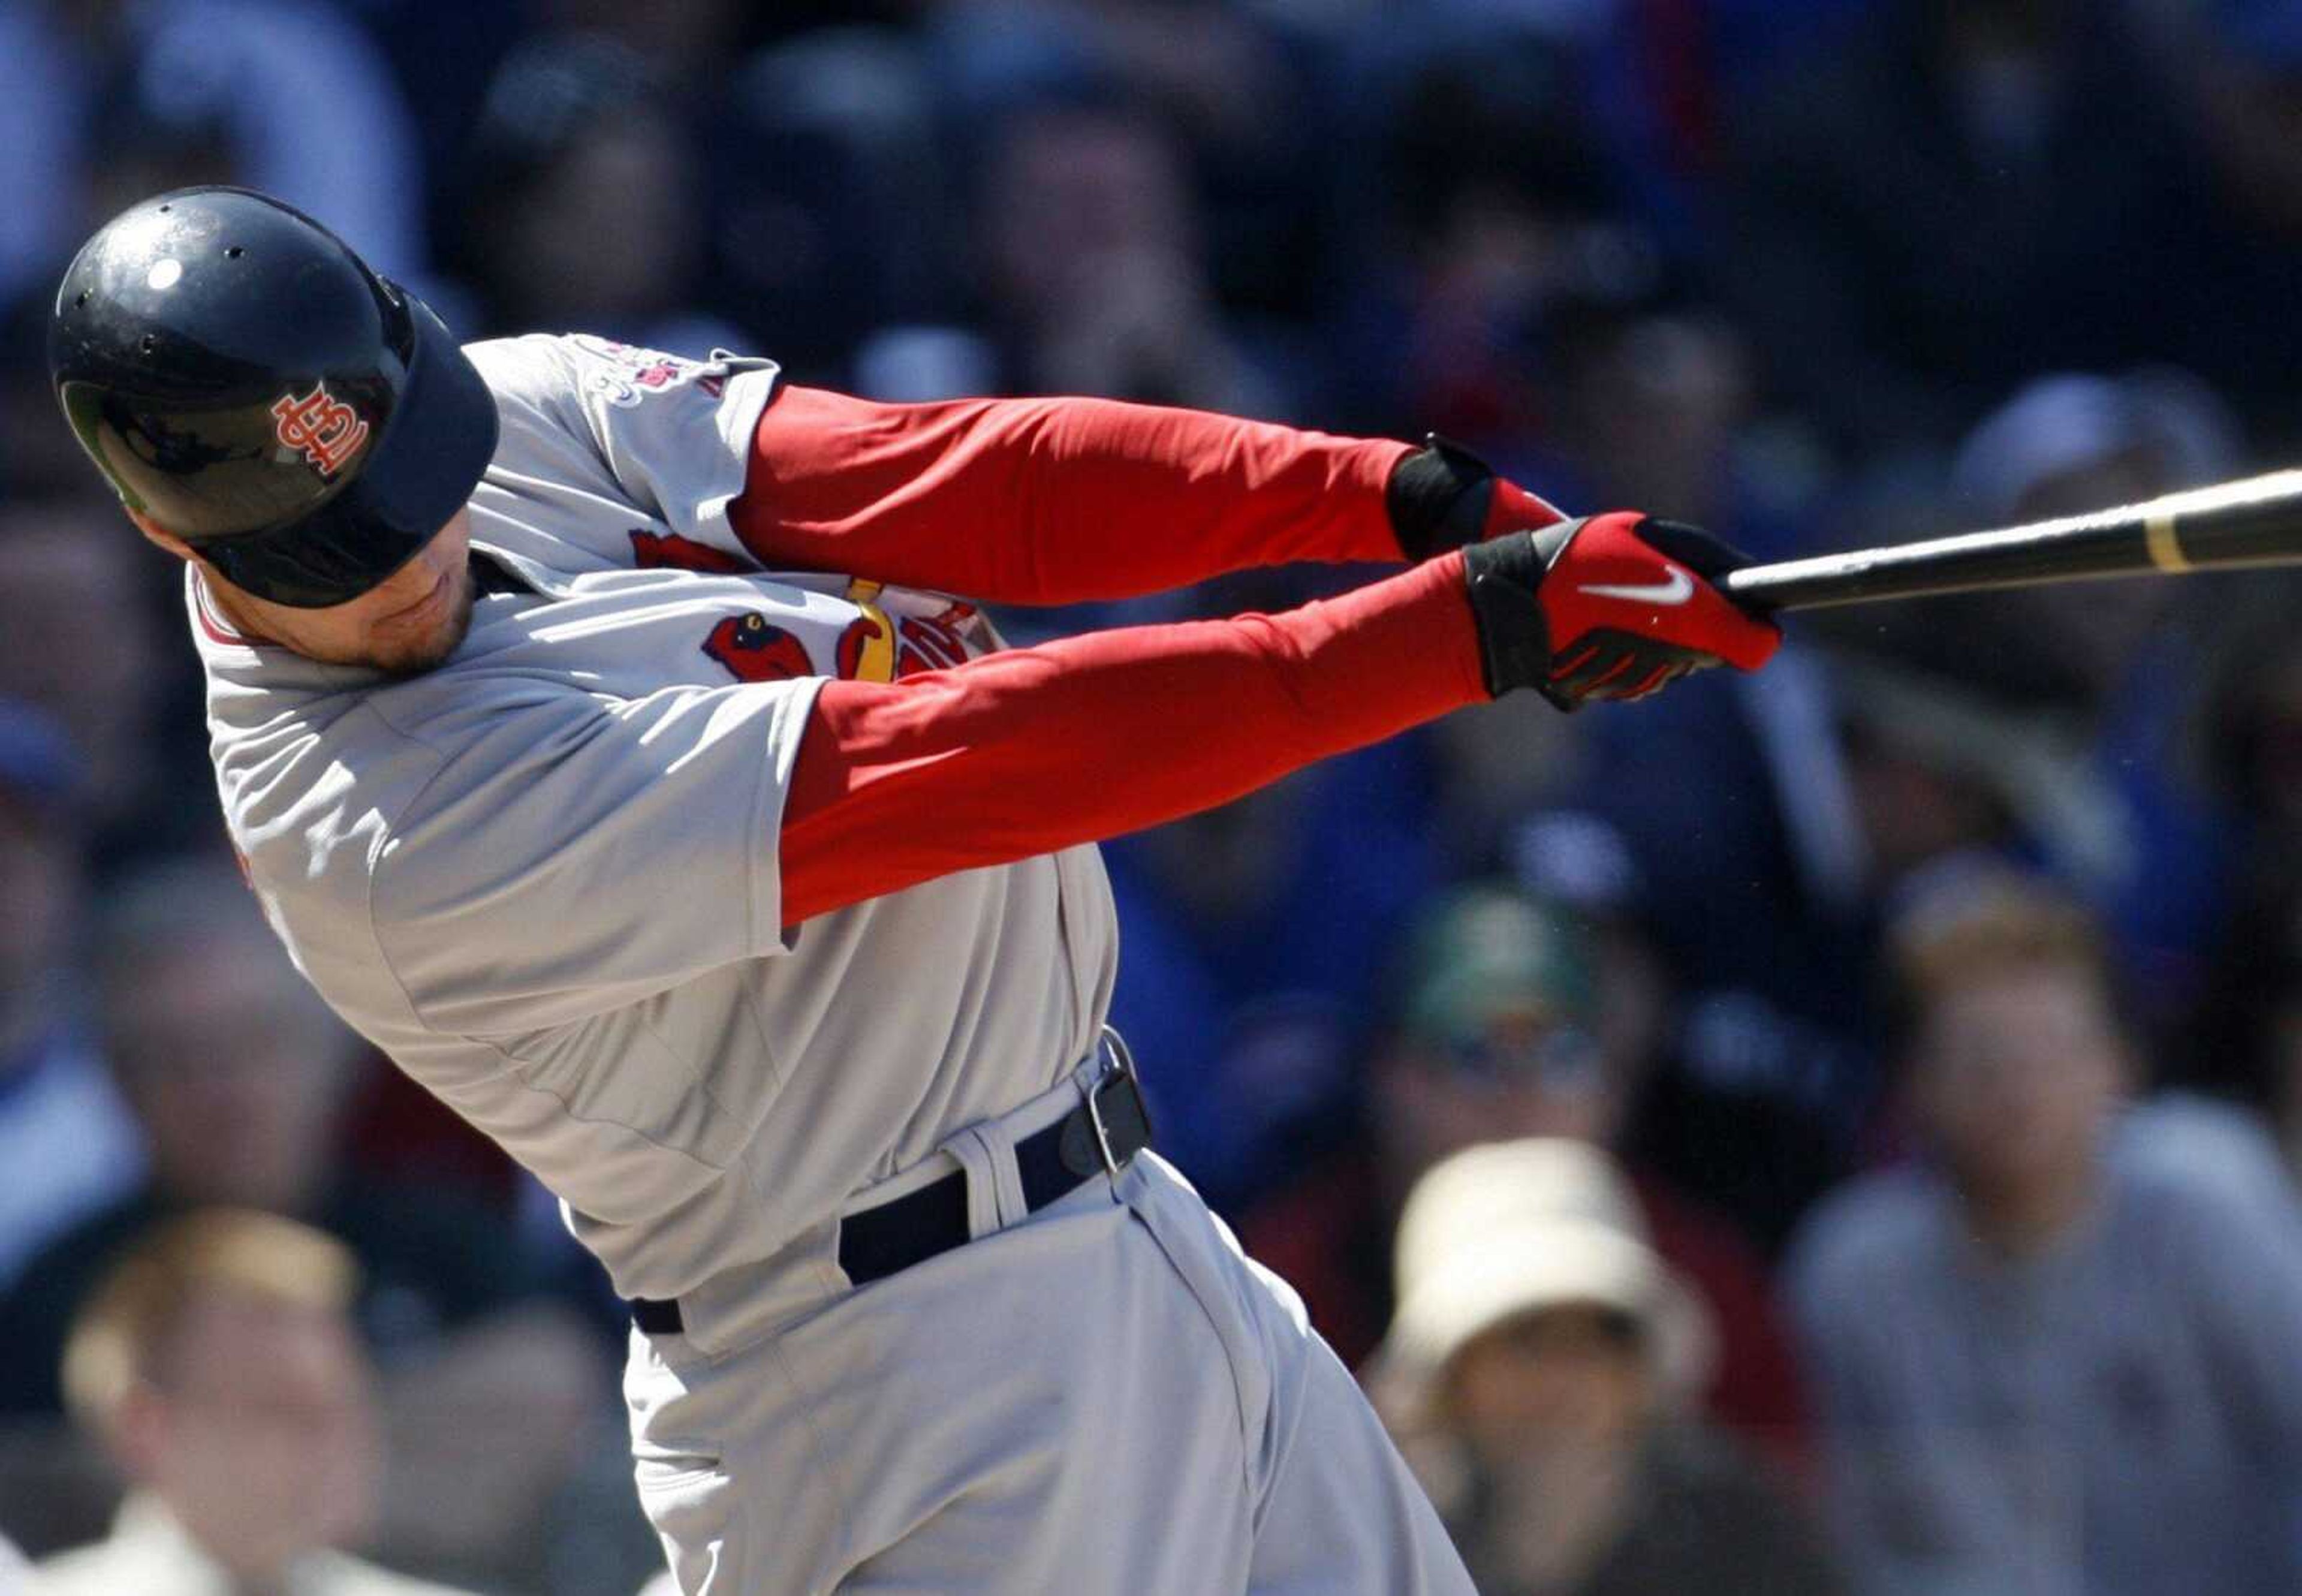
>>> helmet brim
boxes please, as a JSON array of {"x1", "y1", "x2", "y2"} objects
[{"x1": 199, "y1": 296, "x2": 499, "y2": 609}]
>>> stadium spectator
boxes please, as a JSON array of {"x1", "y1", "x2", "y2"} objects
[
  {"x1": 1331, "y1": 27, "x2": 1640, "y2": 451},
  {"x1": 924, "y1": 0, "x2": 1292, "y2": 153},
  {"x1": 1757, "y1": 370, "x2": 2249, "y2": 1035},
  {"x1": 1371, "y1": 1139, "x2": 1843, "y2": 1596},
  {"x1": 1569, "y1": 582, "x2": 2173, "y2": 1249},
  {"x1": 2125, "y1": 0, "x2": 2302, "y2": 444},
  {"x1": 2198, "y1": 591, "x2": 2302, "y2": 883},
  {"x1": 0, "y1": 0, "x2": 430, "y2": 309},
  {"x1": 1102, "y1": 736, "x2": 1441, "y2": 1213},
  {"x1": 1787, "y1": 866, "x2": 2302, "y2": 1595},
  {"x1": 0, "y1": 502, "x2": 198, "y2": 867},
  {"x1": 0, "y1": 856, "x2": 610, "y2": 1586},
  {"x1": 1721, "y1": 0, "x2": 2223, "y2": 466},
  {"x1": 1532, "y1": 282, "x2": 1790, "y2": 535},
  {"x1": 719, "y1": 25, "x2": 958, "y2": 375},
  {"x1": 1243, "y1": 881, "x2": 1812, "y2": 1465},
  {"x1": 36, "y1": 1208, "x2": 473, "y2": 1596},
  {"x1": 0, "y1": 293, "x2": 98, "y2": 501},
  {"x1": 528, "y1": 0, "x2": 754, "y2": 75},
  {"x1": 917, "y1": 0, "x2": 1310, "y2": 318},
  {"x1": 453, "y1": 34, "x2": 748, "y2": 360},
  {"x1": 1941, "y1": 370, "x2": 2243, "y2": 1013},
  {"x1": 1927, "y1": 368, "x2": 2241, "y2": 715},
  {"x1": 0, "y1": 700, "x2": 140, "y2": 1295},
  {"x1": 852, "y1": 96, "x2": 1288, "y2": 416},
  {"x1": 2179, "y1": 860, "x2": 2302, "y2": 1191}
]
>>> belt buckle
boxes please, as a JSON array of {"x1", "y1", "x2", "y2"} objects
[{"x1": 1086, "y1": 1025, "x2": 1146, "y2": 1178}]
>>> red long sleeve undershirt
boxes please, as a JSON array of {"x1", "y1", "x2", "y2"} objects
[
  {"x1": 779, "y1": 553, "x2": 1486, "y2": 925},
  {"x1": 728, "y1": 386, "x2": 1415, "y2": 602},
  {"x1": 730, "y1": 389, "x2": 1483, "y2": 927}
]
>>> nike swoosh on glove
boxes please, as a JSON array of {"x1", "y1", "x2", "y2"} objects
[{"x1": 1462, "y1": 511, "x2": 1782, "y2": 709}]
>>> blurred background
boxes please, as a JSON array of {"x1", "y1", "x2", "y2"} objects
[{"x1": 9, "y1": 0, "x2": 2302, "y2": 1591}]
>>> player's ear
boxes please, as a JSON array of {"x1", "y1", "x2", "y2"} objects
[{"x1": 125, "y1": 507, "x2": 197, "y2": 563}]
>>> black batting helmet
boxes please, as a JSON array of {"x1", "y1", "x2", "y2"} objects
[{"x1": 48, "y1": 187, "x2": 499, "y2": 609}]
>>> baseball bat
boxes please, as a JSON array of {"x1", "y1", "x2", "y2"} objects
[{"x1": 1719, "y1": 468, "x2": 2302, "y2": 613}]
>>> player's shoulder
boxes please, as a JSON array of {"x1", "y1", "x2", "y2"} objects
[
  {"x1": 1781, "y1": 1163, "x2": 1946, "y2": 1310},
  {"x1": 462, "y1": 332, "x2": 584, "y2": 409},
  {"x1": 465, "y1": 332, "x2": 776, "y2": 408}
]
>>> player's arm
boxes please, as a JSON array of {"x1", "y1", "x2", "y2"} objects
[
  {"x1": 727, "y1": 387, "x2": 1565, "y2": 603},
  {"x1": 365, "y1": 514, "x2": 1770, "y2": 1030},
  {"x1": 778, "y1": 519, "x2": 1779, "y2": 925}
]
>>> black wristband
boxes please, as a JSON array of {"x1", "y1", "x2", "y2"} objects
[
  {"x1": 1462, "y1": 522, "x2": 1580, "y2": 699},
  {"x1": 1387, "y1": 433, "x2": 1497, "y2": 561}
]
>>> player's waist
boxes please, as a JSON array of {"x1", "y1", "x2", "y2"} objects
[{"x1": 627, "y1": 1028, "x2": 1153, "y2": 1356}]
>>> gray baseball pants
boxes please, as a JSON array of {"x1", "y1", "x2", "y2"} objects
[{"x1": 623, "y1": 1070, "x2": 1474, "y2": 1594}]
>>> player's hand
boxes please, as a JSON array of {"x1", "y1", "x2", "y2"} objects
[{"x1": 1462, "y1": 511, "x2": 1781, "y2": 709}]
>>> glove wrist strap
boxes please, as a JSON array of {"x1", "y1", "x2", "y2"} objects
[
  {"x1": 1461, "y1": 523, "x2": 1579, "y2": 700},
  {"x1": 1388, "y1": 433, "x2": 1497, "y2": 561}
]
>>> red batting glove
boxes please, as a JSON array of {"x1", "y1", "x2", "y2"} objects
[{"x1": 1462, "y1": 511, "x2": 1782, "y2": 709}]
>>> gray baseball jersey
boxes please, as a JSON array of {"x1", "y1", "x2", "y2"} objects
[
  {"x1": 195, "y1": 333, "x2": 1116, "y2": 1305},
  {"x1": 195, "y1": 333, "x2": 1478, "y2": 1593}
]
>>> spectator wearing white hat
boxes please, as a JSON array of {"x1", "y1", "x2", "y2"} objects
[
  {"x1": 1243, "y1": 881, "x2": 1812, "y2": 1468},
  {"x1": 1373, "y1": 1139, "x2": 1843, "y2": 1596}
]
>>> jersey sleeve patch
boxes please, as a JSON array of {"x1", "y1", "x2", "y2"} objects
[{"x1": 569, "y1": 335, "x2": 727, "y2": 409}]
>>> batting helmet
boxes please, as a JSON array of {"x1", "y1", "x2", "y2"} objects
[{"x1": 48, "y1": 186, "x2": 499, "y2": 608}]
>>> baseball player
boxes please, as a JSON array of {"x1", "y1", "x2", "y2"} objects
[{"x1": 49, "y1": 188, "x2": 1780, "y2": 1594}]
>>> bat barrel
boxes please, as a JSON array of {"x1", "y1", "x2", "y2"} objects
[{"x1": 1721, "y1": 469, "x2": 2302, "y2": 613}]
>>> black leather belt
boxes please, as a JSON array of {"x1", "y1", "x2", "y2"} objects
[{"x1": 632, "y1": 1056, "x2": 1152, "y2": 1336}]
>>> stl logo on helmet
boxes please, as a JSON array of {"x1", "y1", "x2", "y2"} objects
[{"x1": 271, "y1": 383, "x2": 370, "y2": 478}]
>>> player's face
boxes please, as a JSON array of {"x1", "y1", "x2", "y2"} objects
[
  {"x1": 137, "y1": 506, "x2": 479, "y2": 676},
  {"x1": 241, "y1": 508, "x2": 477, "y2": 676}
]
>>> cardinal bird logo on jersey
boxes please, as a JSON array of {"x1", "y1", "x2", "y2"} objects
[{"x1": 703, "y1": 613, "x2": 813, "y2": 682}]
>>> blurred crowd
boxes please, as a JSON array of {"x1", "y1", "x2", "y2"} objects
[{"x1": 8, "y1": 0, "x2": 2302, "y2": 1591}]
